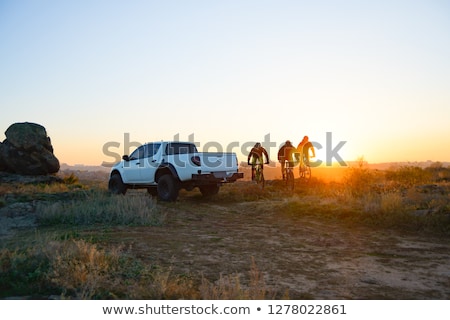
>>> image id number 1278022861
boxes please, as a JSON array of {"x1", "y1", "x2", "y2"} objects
[{"x1": 268, "y1": 304, "x2": 347, "y2": 315}]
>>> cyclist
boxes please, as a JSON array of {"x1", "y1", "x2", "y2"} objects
[
  {"x1": 278, "y1": 140, "x2": 296, "y2": 180},
  {"x1": 247, "y1": 142, "x2": 269, "y2": 181},
  {"x1": 296, "y1": 136, "x2": 315, "y2": 166}
]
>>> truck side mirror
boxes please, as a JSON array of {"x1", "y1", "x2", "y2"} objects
[{"x1": 122, "y1": 155, "x2": 130, "y2": 161}]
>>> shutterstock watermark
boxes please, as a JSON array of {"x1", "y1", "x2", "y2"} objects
[{"x1": 101, "y1": 132, "x2": 347, "y2": 168}]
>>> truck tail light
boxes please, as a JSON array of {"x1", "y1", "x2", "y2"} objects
[{"x1": 191, "y1": 156, "x2": 201, "y2": 166}]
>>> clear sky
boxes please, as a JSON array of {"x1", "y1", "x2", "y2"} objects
[{"x1": 1, "y1": 0, "x2": 449, "y2": 166}]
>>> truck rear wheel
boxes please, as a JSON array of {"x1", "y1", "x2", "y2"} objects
[
  {"x1": 157, "y1": 174, "x2": 179, "y2": 201},
  {"x1": 199, "y1": 184, "x2": 220, "y2": 197}
]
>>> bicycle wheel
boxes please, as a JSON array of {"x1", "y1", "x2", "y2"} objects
[
  {"x1": 286, "y1": 169, "x2": 295, "y2": 191},
  {"x1": 255, "y1": 165, "x2": 265, "y2": 188},
  {"x1": 299, "y1": 164, "x2": 311, "y2": 183}
]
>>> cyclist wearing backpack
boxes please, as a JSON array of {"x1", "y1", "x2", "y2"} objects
[
  {"x1": 247, "y1": 142, "x2": 269, "y2": 181},
  {"x1": 278, "y1": 140, "x2": 296, "y2": 180}
]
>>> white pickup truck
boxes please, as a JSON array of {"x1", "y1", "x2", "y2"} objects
[{"x1": 108, "y1": 141, "x2": 243, "y2": 201}]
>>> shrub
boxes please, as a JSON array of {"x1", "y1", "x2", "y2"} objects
[
  {"x1": 62, "y1": 173, "x2": 79, "y2": 185},
  {"x1": 343, "y1": 159, "x2": 379, "y2": 197},
  {"x1": 385, "y1": 166, "x2": 433, "y2": 187},
  {"x1": 425, "y1": 162, "x2": 450, "y2": 182},
  {"x1": 0, "y1": 246, "x2": 52, "y2": 297},
  {"x1": 380, "y1": 193, "x2": 405, "y2": 215}
]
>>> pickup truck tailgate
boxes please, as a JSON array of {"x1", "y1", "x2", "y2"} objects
[
  {"x1": 192, "y1": 152, "x2": 243, "y2": 183},
  {"x1": 198, "y1": 152, "x2": 238, "y2": 173}
]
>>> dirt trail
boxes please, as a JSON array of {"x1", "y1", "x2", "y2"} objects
[{"x1": 106, "y1": 198, "x2": 450, "y2": 299}]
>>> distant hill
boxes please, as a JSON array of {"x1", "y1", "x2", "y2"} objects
[
  {"x1": 60, "y1": 163, "x2": 110, "y2": 172},
  {"x1": 366, "y1": 161, "x2": 450, "y2": 170}
]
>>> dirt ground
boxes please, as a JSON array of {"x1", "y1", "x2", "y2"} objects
[
  {"x1": 97, "y1": 189, "x2": 450, "y2": 300},
  {"x1": 1, "y1": 172, "x2": 449, "y2": 300}
]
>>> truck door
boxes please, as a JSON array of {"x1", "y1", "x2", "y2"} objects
[
  {"x1": 165, "y1": 142, "x2": 197, "y2": 181},
  {"x1": 140, "y1": 142, "x2": 162, "y2": 183},
  {"x1": 121, "y1": 145, "x2": 144, "y2": 183}
]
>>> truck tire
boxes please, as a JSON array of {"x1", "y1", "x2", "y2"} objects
[
  {"x1": 157, "y1": 174, "x2": 179, "y2": 201},
  {"x1": 108, "y1": 174, "x2": 127, "y2": 195},
  {"x1": 199, "y1": 184, "x2": 220, "y2": 197}
]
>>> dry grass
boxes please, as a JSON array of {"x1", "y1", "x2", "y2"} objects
[
  {"x1": 36, "y1": 190, "x2": 164, "y2": 226},
  {"x1": 1, "y1": 164, "x2": 449, "y2": 299},
  {"x1": 199, "y1": 257, "x2": 278, "y2": 299},
  {"x1": 0, "y1": 236, "x2": 272, "y2": 299},
  {"x1": 49, "y1": 239, "x2": 122, "y2": 299}
]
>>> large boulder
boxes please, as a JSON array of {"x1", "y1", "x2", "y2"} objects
[
  {"x1": 0, "y1": 122, "x2": 60, "y2": 175},
  {"x1": 0, "y1": 141, "x2": 6, "y2": 171}
]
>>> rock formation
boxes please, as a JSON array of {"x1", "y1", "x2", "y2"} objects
[{"x1": 0, "y1": 122, "x2": 60, "y2": 175}]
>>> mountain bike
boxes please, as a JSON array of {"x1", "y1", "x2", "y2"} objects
[
  {"x1": 283, "y1": 160, "x2": 295, "y2": 191},
  {"x1": 254, "y1": 162, "x2": 265, "y2": 188},
  {"x1": 249, "y1": 161, "x2": 265, "y2": 188},
  {"x1": 298, "y1": 152, "x2": 311, "y2": 183}
]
